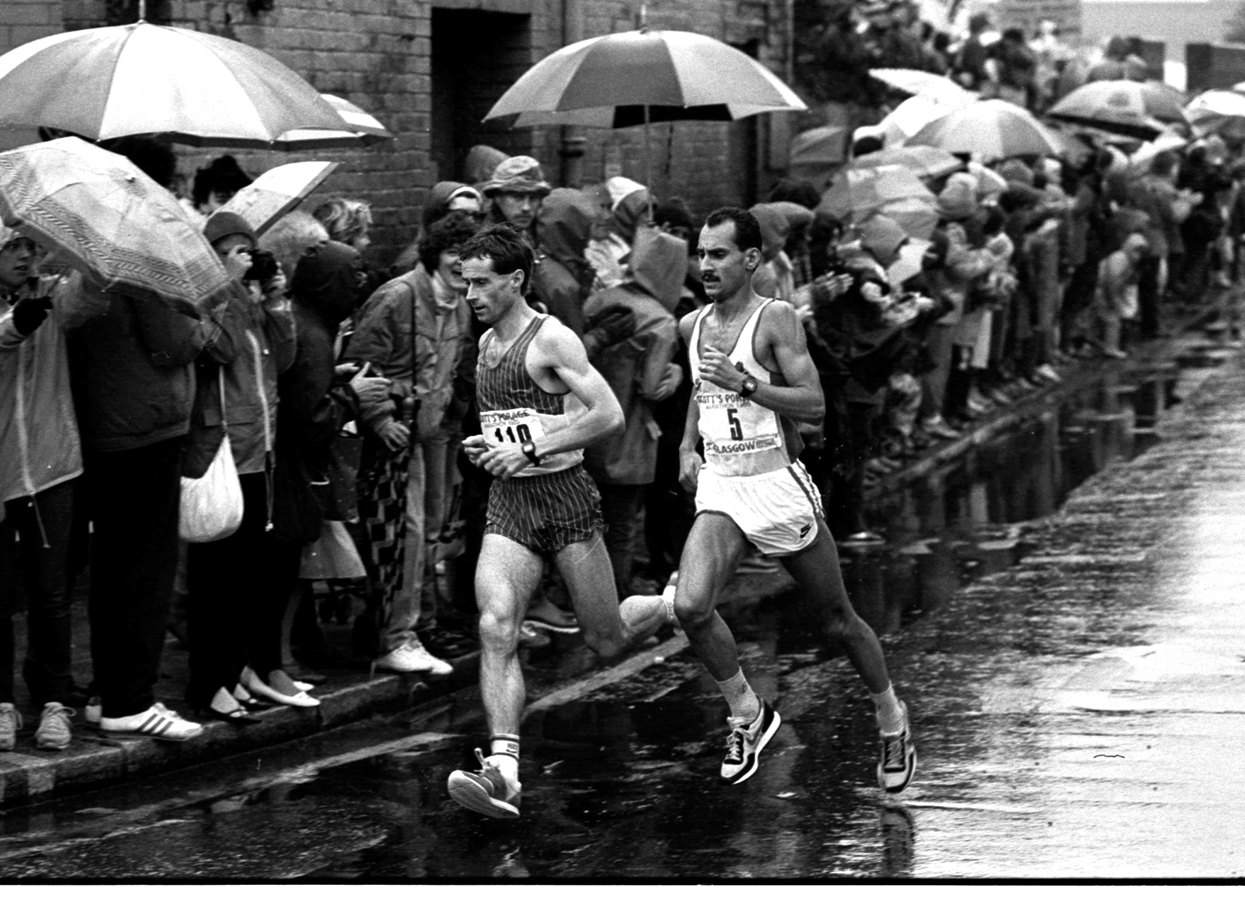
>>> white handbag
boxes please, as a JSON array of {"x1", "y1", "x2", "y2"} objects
[{"x1": 179, "y1": 369, "x2": 244, "y2": 543}]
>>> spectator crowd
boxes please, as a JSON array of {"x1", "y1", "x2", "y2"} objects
[{"x1": 3, "y1": 8, "x2": 1244, "y2": 756}]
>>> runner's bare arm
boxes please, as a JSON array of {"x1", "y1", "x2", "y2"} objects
[
  {"x1": 697, "y1": 302, "x2": 824, "y2": 425},
  {"x1": 476, "y1": 318, "x2": 623, "y2": 478},
  {"x1": 677, "y1": 310, "x2": 704, "y2": 492}
]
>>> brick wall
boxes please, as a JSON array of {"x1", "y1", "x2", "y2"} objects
[{"x1": 8, "y1": 0, "x2": 795, "y2": 265}]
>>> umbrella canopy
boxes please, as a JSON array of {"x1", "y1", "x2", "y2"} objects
[
  {"x1": 1047, "y1": 80, "x2": 1187, "y2": 141},
  {"x1": 217, "y1": 160, "x2": 339, "y2": 237},
  {"x1": 0, "y1": 137, "x2": 231, "y2": 318},
  {"x1": 818, "y1": 164, "x2": 935, "y2": 225},
  {"x1": 877, "y1": 95, "x2": 958, "y2": 146},
  {"x1": 850, "y1": 145, "x2": 963, "y2": 180},
  {"x1": 869, "y1": 68, "x2": 979, "y2": 107},
  {"x1": 1185, "y1": 90, "x2": 1245, "y2": 139},
  {"x1": 906, "y1": 99, "x2": 1068, "y2": 161},
  {"x1": 270, "y1": 95, "x2": 393, "y2": 150},
  {"x1": 484, "y1": 28, "x2": 806, "y2": 120},
  {"x1": 786, "y1": 125, "x2": 849, "y2": 188},
  {"x1": 510, "y1": 100, "x2": 795, "y2": 129},
  {"x1": 0, "y1": 23, "x2": 348, "y2": 147}
]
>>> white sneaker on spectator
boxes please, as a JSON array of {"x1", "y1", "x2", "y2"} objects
[
  {"x1": 100, "y1": 704, "x2": 203, "y2": 741},
  {"x1": 374, "y1": 637, "x2": 452, "y2": 676}
]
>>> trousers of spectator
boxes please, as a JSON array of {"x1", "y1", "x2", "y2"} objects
[
  {"x1": 391, "y1": 437, "x2": 433, "y2": 648},
  {"x1": 84, "y1": 437, "x2": 184, "y2": 719},
  {"x1": 820, "y1": 399, "x2": 878, "y2": 538},
  {"x1": 597, "y1": 482, "x2": 645, "y2": 601},
  {"x1": 918, "y1": 323, "x2": 955, "y2": 424},
  {"x1": 1137, "y1": 254, "x2": 1162, "y2": 339},
  {"x1": 1060, "y1": 259, "x2": 1099, "y2": 350},
  {"x1": 415, "y1": 421, "x2": 465, "y2": 626},
  {"x1": 0, "y1": 479, "x2": 76, "y2": 708},
  {"x1": 186, "y1": 472, "x2": 270, "y2": 709}
]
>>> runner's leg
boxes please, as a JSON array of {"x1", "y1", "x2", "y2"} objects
[
  {"x1": 555, "y1": 533, "x2": 667, "y2": 658},
  {"x1": 475, "y1": 533, "x2": 544, "y2": 737},
  {"x1": 779, "y1": 517, "x2": 891, "y2": 693},
  {"x1": 672, "y1": 512, "x2": 750, "y2": 681}
]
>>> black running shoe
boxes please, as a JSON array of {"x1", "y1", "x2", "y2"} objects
[{"x1": 720, "y1": 700, "x2": 782, "y2": 785}]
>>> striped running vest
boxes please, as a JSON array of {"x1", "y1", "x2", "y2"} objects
[
  {"x1": 477, "y1": 314, "x2": 583, "y2": 477},
  {"x1": 689, "y1": 298, "x2": 799, "y2": 478}
]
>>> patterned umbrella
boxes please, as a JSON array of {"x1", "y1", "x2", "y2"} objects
[
  {"x1": 906, "y1": 100, "x2": 1068, "y2": 161},
  {"x1": 0, "y1": 23, "x2": 347, "y2": 147},
  {"x1": 1047, "y1": 80, "x2": 1187, "y2": 141},
  {"x1": 0, "y1": 137, "x2": 231, "y2": 317}
]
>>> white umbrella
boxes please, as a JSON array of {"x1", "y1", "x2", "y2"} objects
[
  {"x1": 217, "y1": 161, "x2": 339, "y2": 237},
  {"x1": 907, "y1": 100, "x2": 1068, "y2": 161},
  {"x1": 870, "y1": 68, "x2": 979, "y2": 107},
  {"x1": 0, "y1": 21, "x2": 348, "y2": 147},
  {"x1": 271, "y1": 95, "x2": 394, "y2": 150}
]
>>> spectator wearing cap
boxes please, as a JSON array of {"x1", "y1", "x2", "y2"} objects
[
  {"x1": 183, "y1": 212, "x2": 296, "y2": 723},
  {"x1": 0, "y1": 229, "x2": 81, "y2": 752},
  {"x1": 482, "y1": 155, "x2": 552, "y2": 237}
]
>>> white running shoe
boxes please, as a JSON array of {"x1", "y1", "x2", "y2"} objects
[
  {"x1": 877, "y1": 701, "x2": 917, "y2": 793},
  {"x1": 720, "y1": 700, "x2": 782, "y2": 785}
]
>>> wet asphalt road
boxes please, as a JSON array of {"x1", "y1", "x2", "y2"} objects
[{"x1": 1, "y1": 336, "x2": 1243, "y2": 880}]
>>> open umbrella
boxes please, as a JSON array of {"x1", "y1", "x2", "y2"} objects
[
  {"x1": 484, "y1": 26, "x2": 806, "y2": 189},
  {"x1": 906, "y1": 100, "x2": 1068, "y2": 161},
  {"x1": 0, "y1": 22, "x2": 348, "y2": 147},
  {"x1": 270, "y1": 95, "x2": 393, "y2": 150},
  {"x1": 1047, "y1": 80, "x2": 1186, "y2": 141},
  {"x1": 869, "y1": 68, "x2": 979, "y2": 107},
  {"x1": 787, "y1": 125, "x2": 849, "y2": 188},
  {"x1": 850, "y1": 145, "x2": 963, "y2": 180},
  {"x1": 217, "y1": 160, "x2": 339, "y2": 237},
  {"x1": 818, "y1": 165, "x2": 937, "y2": 237},
  {"x1": 0, "y1": 137, "x2": 231, "y2": 317},
  {"x1": 1185, "y1": 90, "x2": 1245, "y2": 139},
  {"x1": 877, "y1": 95, "x2": 958, "y2": 147}
]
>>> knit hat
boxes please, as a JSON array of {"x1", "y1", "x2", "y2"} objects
[
  {"x1": 935, "y1": 173, "x2": 978, "y2": 221},
  {"x1": 203, "y1": 211, "x2": 256, "y2": 247},
  {"x1": 857, "y1": 215, "x2": 908, "y2": 261},
  {"x1": 0, "y1": 225, "x2": 33, "y2": 251},
  {"x1": 482, "y1": 156, "x2": 552, "y2": 197}
]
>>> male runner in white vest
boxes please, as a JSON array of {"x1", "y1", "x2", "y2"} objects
[
  {"x1": 446, "y1": 225, "x2": 671, "y2": 818},
  {"x1": 674, "y1": 207, "x2": 916, "y2": 791}
]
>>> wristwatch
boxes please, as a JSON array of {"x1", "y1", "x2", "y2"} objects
[
  {"x1": 520, "y1": 440, "x2": 543, "y2": 466},
  {"x1": 738, "y1": 375, "x2": 758, "y2": 398}
]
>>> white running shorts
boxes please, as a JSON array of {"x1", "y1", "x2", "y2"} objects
[{"x1": 694, "y1": 460, "x2": 824, "y2": 557}]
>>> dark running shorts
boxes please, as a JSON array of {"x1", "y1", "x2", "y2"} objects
[{"x1": 485, "y1": 464, "x2": 604, "y2": 554}]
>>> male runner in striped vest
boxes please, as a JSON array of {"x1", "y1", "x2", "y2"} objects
[
  {"x1": 446, "y1": 225, "x2": 671, "y2": 818},
  {"x1": 674, "y1": 207, "x2": 916, "y2": 791}
]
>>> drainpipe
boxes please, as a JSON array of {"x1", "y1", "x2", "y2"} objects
[{"x1": 559, "y1": 0, "x2": 586, "y2": 186}]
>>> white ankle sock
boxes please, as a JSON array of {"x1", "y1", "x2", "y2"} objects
[
  {"x1": 716, "y1": 669, "x2": 761, "y2": 723},
  {"x1": 489, "y1": 734, "x2": 521, "y2": 784},
  {"x1": 871, "y1": 685, "x2": 905, "y2": 735}
]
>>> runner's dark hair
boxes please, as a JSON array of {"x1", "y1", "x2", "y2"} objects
[
  {"x1": 704, "y1": 206, "x2": 764, "y2": 257},
  {"x1": 458, "y1": 223, "x2": 534, "y2": 293}
]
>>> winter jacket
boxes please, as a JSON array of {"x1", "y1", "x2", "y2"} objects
[
  {"x1": 0, "y1": 274, "x2": 83, "y2": 503},
  {"x1": 534, "y1": 187, "x2": 600, "y2": 335},
  {"x1": 64, "y1": 271, "x2": 225, "y2": 453},
  {"x1": 348, "y1": 263, "x2": 470, "y2": 443},
  {"x1": 583, "y1": 230, "x2": 684, "y2": 485},
  {"x1": 182, "y1": 281, "x2": 297, "y2": 479}
]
